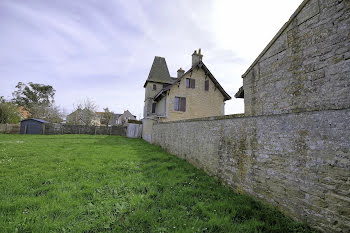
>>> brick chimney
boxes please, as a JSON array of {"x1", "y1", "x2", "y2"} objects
[
  {"x1": 192, "y1": 48, "x2": 203, "y2": 67},
  {"x1": 177, "y1": 68, "x2": 185, "y2": 78}
]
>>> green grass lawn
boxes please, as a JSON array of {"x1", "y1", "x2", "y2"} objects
[{"x1": 0, "y1": 134, "x2": 315, "y2": 233}]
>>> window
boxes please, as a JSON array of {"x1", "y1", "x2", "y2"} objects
[
  {"x1": 174, "y1": 97, "x2": 186, "y2": 112},
  {"x1": 153, "y1": 84, "x2": 157, "y2": 90},
  {"x1": 205, "y1": 80, "x2": 209, "y2": 91},
  {"x1": 152, "y1": 103, "x2": 156, "y2": 113},
  {"x1": 186, "y1": 78, "x2": 195, "y2": 88}
]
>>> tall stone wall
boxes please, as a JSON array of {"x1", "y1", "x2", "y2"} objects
[
  {"x1": 152, "y1": 109, "x2": 350, "y2": 232},
  {"x1": 243, "y1": 0, "x2": 350, "y2": 116}
]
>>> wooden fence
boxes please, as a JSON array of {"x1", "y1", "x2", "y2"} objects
[
  {"x1": 43, "y1": 124, "x2": 126, "y2": 136},
  {"x1": 1, "y1": 123, "x2": 143, "y2": 138},
  {"x1": 0, "y1": 124, "x2": 20, "y2": 134}
]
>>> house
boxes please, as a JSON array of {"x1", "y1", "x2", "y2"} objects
[
  {"x1": 95, "y1": 112, "x2": 105, "y2": 125},
  {"x1": 109, "y1": 110, "x2": 136, "y2": 126},
  {"x1": 142, "y1": 49, "x2": 231, "y2": 141},
  {"x1": 67, "y1": 109, "x2": 136, "y2": 126},
  {"x1": 66, "y1": 108, "x2": 100, "y2": 126},
  {"x1": 20, "y1": 118, "x2": 49, "y2": 134},
  {"x1": 108, "y1": 113, "x2": 122, "y2": 126},
  {"x1": 144, "y1": 49, "x2": 231, "y2": 122}
]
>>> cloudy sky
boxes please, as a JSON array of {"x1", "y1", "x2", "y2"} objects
[{"x1": 0, "y1": 0, "x2": 303, "y2": 118}]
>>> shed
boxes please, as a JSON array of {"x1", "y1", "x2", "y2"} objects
[{"x1": 20, "y1": 119, "x2": 49, "y2": 134}]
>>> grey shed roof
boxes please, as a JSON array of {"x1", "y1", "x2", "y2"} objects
[
  {"x1": 21, "y1": 118, "x2": 50, "y2": 123},
  {"x1": 143, "y1": 56, "x2": 175, "y2": 87}
]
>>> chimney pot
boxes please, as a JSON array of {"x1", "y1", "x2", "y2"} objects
[
  {"x1": 177, "y1": 68, "x2": 185, "y2": 78},
  {"x1": 192, "y1": 49, "x2": 203, "y2": 67}
]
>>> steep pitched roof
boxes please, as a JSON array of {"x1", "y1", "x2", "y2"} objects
[
  {"x1": 143, "y1": 56, "x2": 175, "y2": 87},
  {"x1": 154, "y1": 61, "x2": 231, "y2": 101}
]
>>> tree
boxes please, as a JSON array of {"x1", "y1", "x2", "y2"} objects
[
  {"x1": 10, "y1": 82, "x2": 63, "y2": 123},
  {"x1": 0, "y1": 97, "x2": 21, "y2": 124},
  {"x1": 67, "y1": 98, "x2": 98, "y2": 126},
  {"x1": 30, "y1": 104, "x2": 64, "y2": 123},
  {"x1": 101, "y1": 107, "x2": 114, "y2": 126},
  {"x1": 12, "y1": 82, "x2": 55, "y2": 109}
]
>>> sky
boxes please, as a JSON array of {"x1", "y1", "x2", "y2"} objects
[{"x1": 0, "y1": 0, "x2": 304, "y2": 119}]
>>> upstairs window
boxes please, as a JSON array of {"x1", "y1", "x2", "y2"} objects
[
  {"x1": 152, "y1": 103, "x2": 156, "y2": 113},
  {"x1": 186, "y1": 78, "x2": 195, "y2": 88},
  {"x1": 205, "y1": 80, "x2": 209, "y2": 91},
  {"x1": 174, "y1": 97, "x2": 186, "y2": 112},
  {"x1": 153, "y1": 84, "x2": 157, "y2": 90}
]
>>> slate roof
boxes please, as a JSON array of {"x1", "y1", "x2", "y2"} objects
[
  {"x1": 234, "y1": 86, "x2": 244, "y2": 98},
  {"x1": 21, "y1": 118, "x2": 50, "y2": 124},
  {"x1": 154, "y1": 61, "x2": 231, "y2": 101},
  {"x1": 143, "y1": 56, "x2": 176, "y2": 87}
]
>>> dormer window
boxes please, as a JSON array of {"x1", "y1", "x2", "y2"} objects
[
  {"x1": 153, "y1": 84, "x2": 157, "y2": 90},
  {"x1": 186, "y1": 78, "x2": 195, "y2": 88}
]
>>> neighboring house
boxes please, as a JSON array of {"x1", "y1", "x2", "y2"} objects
[
  {"x1": 66, "y1": 108, "x2": 100, "y2": 126},
  {"x1": 67, "y1": 109, "x2": 136, "y2": 126},
  {"x1": 108, "y1": 113, "x2": 122, "y2": 126},
  {"x1": 95, "y1": 112, "x2": 107, "y2": 126},
  {"x1": 109, "y1": 110, "x2": 136, "y2": 126},
  {"x1": 142, "y1": 49, "x2": 231, "y2": 141}
]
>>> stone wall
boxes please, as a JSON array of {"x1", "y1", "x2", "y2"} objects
[
  {"x1": 243, "y1": 0, "x2": 350, "y2": 116},
  {"x1": 152, "y1": 109, "x2": 350, "y2": 232}
]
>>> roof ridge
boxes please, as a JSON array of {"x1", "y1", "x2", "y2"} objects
[{"x1": 154, "y1": 61, "x2": 231, "y2": 101}]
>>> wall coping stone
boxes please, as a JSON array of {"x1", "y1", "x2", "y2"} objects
[{"x1": 154, "y1": 107, "x2": 350, "y2": 125}]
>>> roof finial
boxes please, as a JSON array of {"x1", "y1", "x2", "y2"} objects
[{"x1": 198, "y1": 48, "x2": 201, "y2": 55}]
